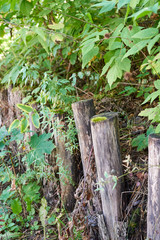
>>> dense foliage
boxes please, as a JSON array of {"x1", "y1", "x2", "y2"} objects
[{"x1": 0, "y1": 0, "x2": 160, "y2": 238}]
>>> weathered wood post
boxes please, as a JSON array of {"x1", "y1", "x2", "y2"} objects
[
  {"x1": 91, "y1": 112, "x2": 125, "y2": 240},
  {"x1": 72, "y1": 99, "x2": 95, "y2": 177},
  {"x1": 72, "y1": 99, "x2": 107, "y2": 239},
  {"x1": 54, "y1": 114, "x2": 77, "y2": 212},
  {"x1": 147, "y1": 134, "x2": 160, "y2": 239}
]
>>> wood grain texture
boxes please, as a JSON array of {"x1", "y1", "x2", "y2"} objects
[
  {"x1": 147, "y1": 134, "x2": 160, "y2": 240},
  {"x1": 72, "y1": 99, "x2": 95, "y2": 177},
  {"x1": 91, "y1": 112, "x2": 125, "y2": 240},
  {"x1": 55, "y1": 114, "x2": 76, "y2": 212}
]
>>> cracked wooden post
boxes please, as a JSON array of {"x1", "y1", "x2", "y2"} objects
[
  {"x1": 91, "y1": 112, "x2": 125, "y2": 240},
  {"x1": 147, "y1": 134, "x2": 160, "y2": 240},
  {"x1": 54, "y1": 114, "x2": 77, "y2": 212},
  {"x1": 72, "y1": 99, "x2": 95, "y2": 177}
]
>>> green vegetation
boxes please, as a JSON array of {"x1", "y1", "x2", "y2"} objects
[
  {"x1": 0, "y1": 0, "x2": 160, "y2": 238},
  {"x1": 91, "y1": 116, "x2": 107, "y2": 122}
]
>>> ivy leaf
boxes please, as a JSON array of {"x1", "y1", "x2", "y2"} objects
[
  {"x1": 29, "y1": 133, "x2": 55, "y2": 157},
  {"x1": 20, "y1": 0, "x2": 33, "y2": 16},
  {"x1": 132, "y1": 28, "x2": 158, "y2": 39},
  {"x1": 82, "y1": 47, "x2": 99, "y2": 68},
  {"x1": 8, "y1": 119, "x2": 20, "y2": 133},
  {"x1": 17, "y1": 104, "x2": 33, "y2": 113},
  {"x1": 11, "y1": 198, "x2": 22, "y2": 215},
  {"x1": 107, "y1": 64, "x2": 122, "y2": 87},
  {"x1": 122, "y1": 40, "x2": 149, "y2": 60},
  {"x1": 31, "y1": 112, "x2": 40, "y2": 129}
]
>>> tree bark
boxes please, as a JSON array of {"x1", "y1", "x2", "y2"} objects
[
  {"x1": 147, "y1": 134, "x2": 160, "y2": 240},
  {"x1": 72, "y1": 99, "x2": 95, "y2": 177},
  {"x1": 91, "y1": 112, "x2": 125, "y2": 240}
]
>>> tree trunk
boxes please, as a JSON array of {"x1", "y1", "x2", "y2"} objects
[
  {"x1": 147, "y1": 134, "x2": 160, "y2": 239},
  {"x1": 72, "y1": 99, "x2": 95, "y2": 177},
  {"x1": 91, "y1": 112, "x2": 125, "y2": 240}
]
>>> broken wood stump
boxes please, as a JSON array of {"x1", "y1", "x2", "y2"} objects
[
  {"x1": 91, "y1": 112, "x2": 125, "y2": 240},
  {"x1": 72, "y1": 99, "x2": 95, "y2": 177},
  {"x1": 147, "y1": 134, "x2": 160, "y2": 240}
]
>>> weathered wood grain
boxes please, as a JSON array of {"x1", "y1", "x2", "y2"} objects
[
  {"x1": 91, "y1": 112, "x2": 125, "y2": 240},
  {"x1": 72, "y1": 99, "x2": 95, "y2": 177},
  {"x1": 147, "y1": 134, "x2": 160, "y2": 240}
]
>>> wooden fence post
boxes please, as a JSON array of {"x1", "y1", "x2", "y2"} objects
[
  {"x1": 147, "y1": 134, "x2": 160, "y2": 239},
  {"x1": 91, "y1": 112, "x2": 125, "y2": 240},
  {"x1": 54, "y1": 114, "x2": 77, "y2": 212},
  {"x1": 72, "y1": 99, "x2": 95, "y2": 177}
]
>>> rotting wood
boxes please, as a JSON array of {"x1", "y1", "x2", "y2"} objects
[
  {"x1": 91, "y1": 112, "x2": 126, "y2": 240},
  {"x1": 72, "y1": 99, "x2": 95, "y2": 177},
  {"x1": 147, "y1": 134, "x2": 160, "y2": 240},
  {"x1": 54, "y1": 114, "x2": 77, "y2": 212}
]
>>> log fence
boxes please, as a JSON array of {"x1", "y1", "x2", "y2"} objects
[{"x1": 72, "y1": 99, "x2": 160, "y2": 240}]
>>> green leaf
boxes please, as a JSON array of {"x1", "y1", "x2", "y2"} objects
[
  {"x1": 48, "y1": 23, "x2": 64, "y2": 30},
  {"x1": 8, "y1": 119, "x2": 20, "y2": 133},
  {"x1": 20, "y1": 28, "x2": 27, "y2": 45},
  {"x1": 155, "y1": 124, "x2": 160, "y2": 133},
  {"x1": 10, "y1": 66, "x2": 20, "y2": 85},
  {"x1": 118, "y1": 58, "x2": 131, "y2": 72},
  {"x1": 129, "y1": 4, "x2": 158, "y2": 20},
  {"x1": 132, "y1": 28, "x2": 158, "y2": 39},
  {"x1": 51, "y1": 33, "x2": 63, "y2": 43},
  {"x1": 22, "y1": 182, "x2": 40, "y2": 206},
  {"x1": 132, "y1": 134, "x2": 147, "y2": 151},
  {"x1": 29, "y1": 133, "x2": 55, "y2": 157},
  {"x1": 146, "y1": 125, "x2": 155, "y2": 136},
  {"x1": 107, "y1": 64, "x2": 122, "y2": 87},
  {"x1": 154, "y1": 80, "x2": 160, "y2": 90},
  {"x1": 92, "y1": 1, "x2": 115, "y2": 14},
  {"x1": 21, "y1": 118, "x2": 29, "y2": 133},
  {"x1": 147, "y1": 34, "x2": 160, "y2": 54},
  {"x1": 82, "y1": 46, "x2": 99, "y2": 68},
  {"x1": 122, "y1": 40, "x2": 149, "y2": 60},
  {"x1": 39, "y1": 198, "x2": 47, "y2": 228},
  {"x1": 32, "y1": 112, "x2": 40, "y2": 129},
  {"x1": 130, "y1": 0, "x2": 140, "y2": 9},
  {"x1": 20, "y1": 0, "x2": 33, "y2": 16},
  {"x1": 11, "y1": 198, "x2": 22, "y2": 215},
  {"x1": 32, "y1": 26, "x2": 46, "y2": 41},
  {"x1": 118, "y1": 0, "x2": 130, "y2": 10},
  {"x1": 139, "y1": 108, "x2": 155, "y2": 121},
  {"x1": 37, "y1": 36, "x2": 49, "y2": 54},
  {"x1": 70, "y1": 53, "x2": 77, "y2": 65},
  {"x1": 101, "y1": 56, "x2": 115, "y2": 76},
  {"x1": 17, "y1": 104, "x2": 33, "y2": 113},
  {"x1": 142, "y1": 89, "x2": 160, "y2": 104}
]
